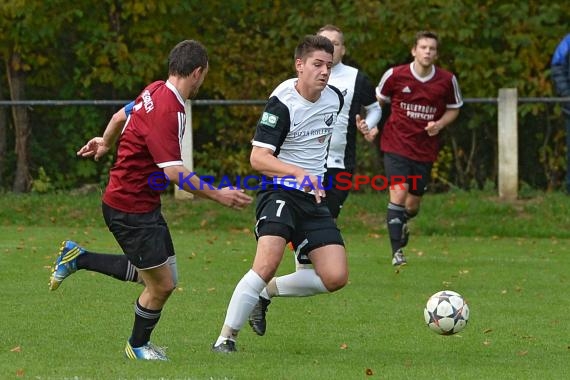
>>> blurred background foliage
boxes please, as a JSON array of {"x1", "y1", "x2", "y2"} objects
[{"x1": 0, "y1": 0, "x2": 569, "y2": 192}]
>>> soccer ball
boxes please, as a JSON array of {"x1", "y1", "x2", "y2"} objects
[{"x1": 424, "y1": 290, "x2": 469, "y2": 335}]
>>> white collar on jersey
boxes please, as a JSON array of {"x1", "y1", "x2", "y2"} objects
[
  {"x1": 165, "y1": 80, "x2": 186, "y2": 107},
  {"x1": 409, "y1": 62, "x2": 435, "y2": 83}
]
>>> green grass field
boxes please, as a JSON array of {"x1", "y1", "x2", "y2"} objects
[{"x1": 1, "y1": 190, "x2": 570, "y2": 379}]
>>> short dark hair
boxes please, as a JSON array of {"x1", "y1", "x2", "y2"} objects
[
  {"x1": 168, "y1": 40, "x2": 208, "y2": 77},
  {"x1": 414, "y1": 31, "x2": 439, "y2": 47},
  {"x1": 294, "y1": 35, "x2": 334, "y2": 61}
]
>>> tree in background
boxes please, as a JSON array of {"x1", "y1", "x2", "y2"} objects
[
  {"x1": 0, "y1": 1, "x2": 81, "y2": 192},
  {"x1": 0, "y1": 0, "x2": 569, "y2": 192}
]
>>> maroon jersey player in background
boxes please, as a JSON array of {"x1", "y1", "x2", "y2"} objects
[{"x1": 374, "y1": 31, "x2": 463, "y2": 266}]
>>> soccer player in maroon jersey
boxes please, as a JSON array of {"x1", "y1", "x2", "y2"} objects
[
  {"x1": 49, "y1": 40, "x2": 252, "y2": 360},
  {"x1": 374, "y1": 31, "x2": 463, "y2": 266}
]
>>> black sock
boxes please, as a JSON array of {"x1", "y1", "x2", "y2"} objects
[
  {"x1": 76, "y1": 252, "x2": 138, "y2": 282},
  {"x1": 387, "y1": 202, "x2": 406, "y2": 254},
  {"x1": 129, "y1": 299, "x2": 162, "y2": 348}
]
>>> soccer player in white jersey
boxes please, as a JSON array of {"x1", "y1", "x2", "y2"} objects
[
  {"x1": 212, "y1": 35, "x2": 348, "y2": 353},
  {"x1": 246, "y1": 25, "x2": 383, "y2": 338},
  {"x1": 317, "y1": 24, "x2": 382, "y2": 220}
]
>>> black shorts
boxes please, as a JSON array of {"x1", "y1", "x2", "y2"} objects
[
  {"x1": 255, "y1": 187, "x2": 344, "y2": 264},
  {"x1": 383, "y1": 152, "x2": 432, "y2": 196},
  {"x1": 102, "y1": 202, "x2": 175, "y2": 270},
  {"x1": 323, "y1": 168, "x2": 351, "y2": 219}
]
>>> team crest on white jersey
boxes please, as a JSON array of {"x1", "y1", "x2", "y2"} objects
[{"x1": 324, "y1": 113, "x2": 335, "y2": 126}]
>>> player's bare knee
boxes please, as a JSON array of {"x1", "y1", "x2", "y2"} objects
[
  {"x1": 163, "y1": 281, "x2": 176, "y2": 296},
  {"x1": 252, "y1": 259, "x2": 281, "y2": 282},
  {"x1": 322, "y1": 271, "x2": 348, "y2": 292},
  {"x1": 152, "y1": 279, "x2": 176, "y2": 300}
]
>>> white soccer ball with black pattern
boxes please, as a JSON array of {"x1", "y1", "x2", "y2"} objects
[{"x1": 424, "y1": 290, "x2": 469, "y2": 335}]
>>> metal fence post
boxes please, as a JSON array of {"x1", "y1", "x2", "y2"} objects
[
  {"x1": 497, "y1": 88, "x2": 518, "y2": 200},
  {"x1": 174, "y1": 100, "x2": 194, "y2": 199}
]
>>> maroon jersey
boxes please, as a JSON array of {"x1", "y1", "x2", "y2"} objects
[
  {"x1": 376, "y1": 62, "x2": 463, "y2": 162},
  {"x1": 103, "y1": 80, "x2": 186, "y2": 213}
]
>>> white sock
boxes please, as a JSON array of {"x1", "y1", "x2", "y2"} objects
[
  {"x1": 223, "y1": 269, "x2": 267, "y2": 332},
  {"x1": 275, "y1": 269, "x2": 328, "y2": 297}
]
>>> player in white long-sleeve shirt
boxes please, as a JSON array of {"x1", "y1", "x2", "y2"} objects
[{"x1": 319, "y1": 24, "x2": 382, "y2": 219}]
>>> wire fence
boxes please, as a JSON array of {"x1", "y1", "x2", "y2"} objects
[{"x1": 1, "y1": 95, "x2": 569, "y2": 194}]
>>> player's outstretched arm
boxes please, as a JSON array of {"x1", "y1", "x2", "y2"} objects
[
  {"x1": 77, "y1": 137, "x2": 108, "y2": 160},
  {"x1": 77, "y1": 105, "x2": 128, "y2": 161},
  {"x1": 164, "y1": 165, "x2": 252, "y2": 209}
]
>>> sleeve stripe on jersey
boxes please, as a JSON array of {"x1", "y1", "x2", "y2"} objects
[
  {"x1": 252, "y1": 140, "x2": 276, "y2": 152},
  {"x1": 177, "y1": 111, "x2": 186, "y2": 150},
  {"x1": 157, "y1": 160, "x2": 184, "y2": 168},
  {"x1": 448, "y1": 75, "x2": 464, "y2": 108},
  {"x1": 375, "y1": 68, "x2": 394, "y2": 100}
]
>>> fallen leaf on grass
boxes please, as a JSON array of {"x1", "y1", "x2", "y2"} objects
[
  {"x1": 365, "y1": 368, "x2": 374, "y2": 376},
  {"x1": 517, "y1": 350, "x2": 528, "y2": 356},
  {"x1": 339, "y1": 343, "x2": 348, "y2": 350},
  {"x1": 16, "y1": 369, "x2": 24, "y2": 377},
  {"x1": 10, "y1": 346, "x2": 21, "y2": 352}
]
